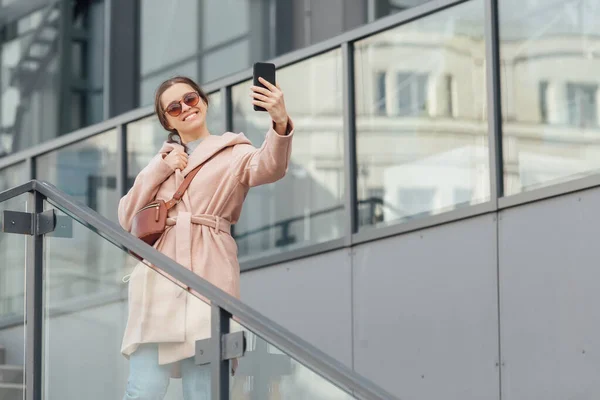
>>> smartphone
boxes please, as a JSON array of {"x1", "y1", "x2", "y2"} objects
[{"x1": 253, "y1": 62, "x2": 276, "y2": 112}]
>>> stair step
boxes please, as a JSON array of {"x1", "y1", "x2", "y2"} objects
[
  {"x1": 0, "y1": 347, "x2": 5, "y2": 365},
  {"x1": 0, "y1": 383, "x2": 24, "y2": 400},
  {"x1": 0, "y1": 366, "x2": 23, "y2": 385}
]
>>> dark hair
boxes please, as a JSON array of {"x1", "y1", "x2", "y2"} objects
[{"x1": 154, "y1": 76, "x2": 210, "y2": 150}]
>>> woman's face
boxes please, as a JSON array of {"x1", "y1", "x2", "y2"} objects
[{"x1": 160, "y1": 83, "x2": 207, "y2": 135}]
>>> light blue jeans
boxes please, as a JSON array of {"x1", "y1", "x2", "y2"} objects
[{"x1": 123, "y1": 344, "x2": 211, "y2": 400}]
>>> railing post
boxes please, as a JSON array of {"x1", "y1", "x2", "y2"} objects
[
  {"x1": 211, "y1": 304, "x2": 230, "y2": 400},
  {"x1": 342, "y1": 41, "x2": 359, "y2": 245},
  {"x1": 25, "y1": 190, "x2": 44, "y2": 400}
]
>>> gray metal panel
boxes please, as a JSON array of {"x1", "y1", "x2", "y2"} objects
[
  {"x1": 240, "y1": 249, "x2": 353, "y2": 368},
  {"x1": 353, "y1": 214, "x2": 500, "y2": 399},
  {"x1": 498, "y1": 187, "x2": 600, "y2": 399}
]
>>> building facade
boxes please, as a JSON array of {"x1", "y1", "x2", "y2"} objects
[{"x1": 2, "y1": 0, "x2": 600, "y2": 399}]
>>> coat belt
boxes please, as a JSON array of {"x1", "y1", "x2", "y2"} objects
[
  {"x1": 166, "y1": 214, "x2": 231, "y2": 234},
  {"x1": 165, "y1": 213, "x2": 231, "y2": 275}
]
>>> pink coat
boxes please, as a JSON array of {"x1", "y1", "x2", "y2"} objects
[{"x1": 118, "y1": 123, "x2": 294, "y2": 365}]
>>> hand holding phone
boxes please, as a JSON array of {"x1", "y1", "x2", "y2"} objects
[
  {"x1": 250, "y1": 62, "x2": 290, "y2": 133},
  {"x1": 252, "y1": 62, "x2": 276, "y2": 112}
]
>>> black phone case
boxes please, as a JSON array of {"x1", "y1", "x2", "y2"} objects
[{"x1": 253, "y1": 62, "x2": 276, "y2": 112}]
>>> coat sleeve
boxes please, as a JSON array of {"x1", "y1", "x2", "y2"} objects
[
  {"x1": 118, "y1": 154, "x2": 175, "y2": 231},
  {"x1": 231, "y1": 120, "x2": 294, "y2": 187}
]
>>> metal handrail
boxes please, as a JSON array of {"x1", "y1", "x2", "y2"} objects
[{"x1": 0, "y1": 180, "x2": 398, "y2": 400}]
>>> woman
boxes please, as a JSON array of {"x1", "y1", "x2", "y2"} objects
[{"x1": 118, "y1": 75, "x2": 293, "y2": 399}]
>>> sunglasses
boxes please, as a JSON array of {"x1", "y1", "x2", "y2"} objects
[{"x1": 163, "y1": 92, "x2": 200, "y2": 117}]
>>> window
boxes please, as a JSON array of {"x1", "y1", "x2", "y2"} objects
[
  {"x1": 375, "y1": 71, "x2": 387, "y2": 115},
  {"x1": 397, "y1": 187, "x2": 436, "y2": 219},
  {"x1": 567, "y1": 83, "x2": 597, "y2": 128},
  {"x1": 500, "y1": 0, "x2": 600, "y2": 195},
  {"x1": 355, "y1": 0, "x2": 489, "y2": 230},
  {"x1": 231, "y1": 50, "x2": 345, "y2": 260},
  {"x1": 397, "y1": 72, "x2": 428, "y2": 116},
  {"x1": 539, "y1": 81, "x2": 549, "y2": 123}
]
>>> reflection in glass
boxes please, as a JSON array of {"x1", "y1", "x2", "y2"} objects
[
  {"x1": 500, "y1": 0, "x2": 600, "y2": 195},
  {"x1": 0, "y1": 162, "x2": 27, "y2": 192},
  {"x1": 0, "y1": 2, "x2": 105, "y2": 157},
  {"x1": 36, "y1": 130, "x2": 119, "y2": 222},
  {"x1": 231, "y1": 322, "x2": 354, "y2": 399},
  {"x1": 126, "y1": 91, "x2": 223, "y2": 191},
  {"x1": 138, "y1": 0, "x2": 269, "y2": 105},
  {"x1": 231, "y1": 50, "x2": 345, "y2": 260},
  {"x1": 354, "y1": 0, "x2": 489, "y2": 230}
]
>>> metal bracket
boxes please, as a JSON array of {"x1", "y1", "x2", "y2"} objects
[
  {"x1": 2, "y1": 209, "x2": 56, "y2": 235},
  {"x1": 195, "y1": 331, "x2": 246, "y2": 366},
  {"x1": 47, "y1": 215, "x2": 73, "y2": 238}
]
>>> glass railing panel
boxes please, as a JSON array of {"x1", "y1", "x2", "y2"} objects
[
  {"x1": 42, "y1": 199, "x2": 125, "y2": 307},
  {"x1": 0, "y1": 190, "x2": 28, "y2": 400},
  {"x1": 40, "y1": 199, "x2": 371, "y2": 399},
  {"x1": 230, "y1": 321, "x2": 355, "y2": 399},
  {"x1": 0, "y1": 195, "x2": 28, "y2": 323},
  {"x1": 41, "y1": 204, "x2": 213, "y2": 399},
  {"x1": 0, "y1": 194, "x2": 28, "y2": 399}
]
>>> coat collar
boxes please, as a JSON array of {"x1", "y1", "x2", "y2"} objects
[{"x1": 158, "y1": 132, "x2": 252, "y2": 177}]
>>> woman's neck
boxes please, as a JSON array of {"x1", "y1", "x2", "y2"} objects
[{"x1": 179, "y1": 126, "x2": 210, "y2": 144}]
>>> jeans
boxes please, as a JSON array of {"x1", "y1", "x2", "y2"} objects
[{"x1": 123, "y1": 344, "x2": 211, "y2": 400}]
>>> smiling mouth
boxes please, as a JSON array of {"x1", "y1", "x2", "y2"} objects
[{"x1": 183, "y1": 112, "x2": 199, "y2": 121}]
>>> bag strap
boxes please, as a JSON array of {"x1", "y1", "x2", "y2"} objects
[{"x1": 164, "y1": 149, "x2": 223, "y2": 210}]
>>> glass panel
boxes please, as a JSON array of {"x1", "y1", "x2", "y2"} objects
[
  {"x1": 42, "y1": 205, "x2": 212, "y2": 399},
  {"x1": 140, "y1": 0, "x2": 198, "y2": 77},
  {"x1": 499, "y1": 0, "x2": 600, "y2": 195},
  {"x1": 41, "y1": 200, "x2": 360, "y2": 399},
  {"x1": 230, "y1": 321, "x2": 354, "y2": 399},
  {"x1": 231, "y1": 49, "x2": 344, "y2": 260},
  {"x1": 354, "y1": 0, "x2": 489, "y2": 230},
  {"x1": 42, "y1": 202, "x2": 124, "y2": 310},
  {"x1": 1, "y1": 26, "x2": 59, "y2": 156},
  {"x1": 0, "y1": 3, "x2": 105, "y2": 157},
  {"x1": 0, "y1": 163, "x2": 28, "y2": 192},
  {"x1": 126, "y1": 91, "x2": 224, "y2": 191},
  {"x1": 140, "y1": 59, "x2": 198, "y2": 106},
  {"x1": 36, "y1": 130, "x2": 119, "y2": 222},
  {"x1": 0, "y1": 194, "x2": 27, "y2": 398}
]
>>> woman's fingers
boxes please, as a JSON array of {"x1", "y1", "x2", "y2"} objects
[
  {"x1": 258, "y1": 77, "x2": 279, "y2": 93},
  {"x1": 250, "y1": 85, "x2": 272, "y2": 96},
  {"x1": 252, "y1": 100, "x2": 270, "y2": 109},
  {"x1": 250, "y1": 92, "x2": 271, "y2": 102}
]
